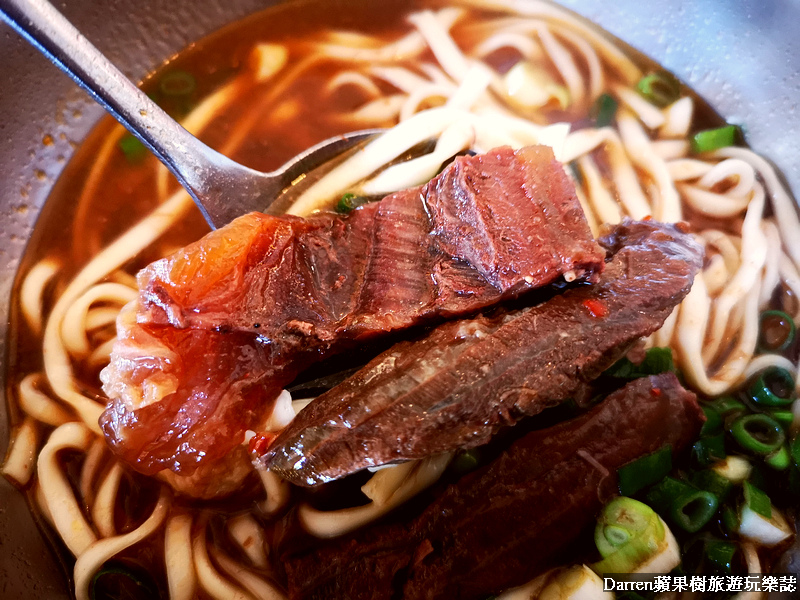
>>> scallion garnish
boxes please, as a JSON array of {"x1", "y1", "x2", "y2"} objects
[
  {"x1": 710, "y1": 395, "x2": 746, "y2": 417},
  {"x1": 591, "y1": 93, "x2": 618, "y2": 127},
  {"x1": 765, "y1": 445, "x2": 790, "y2": 470},
  {"x1": 690, "y1": 469, "x2": 732, "y2": 501},
  {"x1": 159, "y1": 70, "x2": 197, "y2": 97},
  {"x1": 89, "y1": 561, "x2": 158, "y2": 600},
  {"x1": 603, "y1": 347, "x2": 676, "y2": 380},
  {"x1": 749, "y1": 367, "x2": 795, "y2": 407},
  {"x1": 336, "y1": 193, "x2": 369, "y2": 214},
  {"x1": 670, "y1": 488, "x2": 719, "y2": 533},
  {"x1": 729, "y1": 413, "x2": 785, "y2": 455},
  {"x1": 636, "y1": 71, "x2": 680, "y2": 108},
  {"x1": 692, "y1": 434, "x2": 726, "y2": 467},
  {"x1": 704, "y1": 539, "x2": 738, "y2": 574},
  {"x1": 700, "y1": 405, "x2": 723, "y2": 437},
  {"x1": 118, "y1": 134, "x2": 147, "y2": 163},
  {"x1": 742, "y1": 481, "x2": 772, "y2": 518},
  {"x1": 691, "y1": 125, "x2": 741, "y2": 154},
  {"x1": 769, "y1": 409, "x2": 794, "y2": 429},
  {"x1": 617, "y1": 444, "x2": 672, "y2": 496},
  {"x1": 450, "y1": 449, "x2": 482, "y2": 475}
]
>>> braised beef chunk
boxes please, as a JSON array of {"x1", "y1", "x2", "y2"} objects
[
  {"x1": 100, "y1": 145, "x2": 604, "y2": 494},
  {"x1": 261, "y1": 220, "x2": 703, "y2": 485},
  {"x1": 136, "y1": 145, "x2": 604, "y2": 346},
  {"x1": 283, "y1": 374, "x2": 704, "y2": 600}
]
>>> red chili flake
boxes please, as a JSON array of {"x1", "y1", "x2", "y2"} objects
[
  {"x1": 249, "y1": 431, "x2": 277, "y2": 455},
  {"x1": 642, "y1": 215, "x2": 653, "y2": 221},
  {"x1": 582, "y1": 298, "x2": 608, "y2": 318},
  {"x1": 651, "y1": 387, "x2": 662, "y2": 397}
]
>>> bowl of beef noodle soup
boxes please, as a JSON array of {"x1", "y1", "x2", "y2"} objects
[{"x1": 2, "y1": 0, "x2": 800, "y2": 598}]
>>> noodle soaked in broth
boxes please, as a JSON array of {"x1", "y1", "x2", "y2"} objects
[{"x1": 4, "y1": 0, "x2": 800, "y2": 598}]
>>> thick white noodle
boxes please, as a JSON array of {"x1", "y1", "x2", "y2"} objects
[
  {"x1": 287, "y1": 106, "x2": 471, "y2": 215},
  {"x1": 228, "y1": 514, "x2": 270, "y2": 569},
  {"x1": 61, "y1": 283, "x2": 136, "y2": 357},
  {"x1": 192, "y1": 521, "x2": 255, "y2": 600},
  {"x1": 760, "y1": 221, "x2": 782, "y2": 308},
  {"x1": 91, "y1": 462, "x2": 124, "y2": 538},
  {"x1": 212, "y1": 549, "x2": 286, "y2": 600},
  {"x1": 716, "y1": 146, "x2": 800, "y2": 269},
  {"x1": 37, "y1": 422, "x2": 97, "y2": 555},
  {"x1": 17, "y1": 372, "x2": 71, "y2": 426},
  {"x1": 701, "y1": 185, "x2": 766, "y2": 363},
  {"x1": 617, "y1": 110, "x2": 681, "y2": 221},
  {"x1": 73, "y1": 489, "x2": 170, "y2": 600},
  {"x1": 258, "y1": 469, "x2": 291, "y2": 516},
  {"x1": 577, "y1": 155, "x2": 622, "y2": 225},
  {"x1": 652, "y1": 139, "x2": 689, "y2": 161},
  {"x1": 659, "y1": 97, "x2": 694, "y2": 139},
  {"x1": 78, "y1": 438, "x2": 107, "y2": 506},
  {"x1": 42, "y1": 188, "x2": 193, "y2": 432},
  {"x1": 1, "y1": 417, "x2": 39, "y2": 486},
  {"x1": 166, "y1": 513, "x2": 197, "y2": 600},
  {"x1": 361, "y1": 120, "x2": 475, "y2": 195},
  {"x1": 298, "y1": 453, "x2": 452, "y2": 538},
  {"x1": 19, "y1": 258, "x2": 59, "y2": 336},
  {"x1": 407, "y1": 10, "x2": 470, "y2": 83}
]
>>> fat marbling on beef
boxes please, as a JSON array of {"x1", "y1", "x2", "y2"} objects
[
  {"x1": 261, "y1": 220, "x2": 704, "y2": 485},
  {"x1": 283, "y1": 373, "x2": 705, "y2": 600},
  {"x1": 99, "y1": 146, "x2": 604, "y2": 496}
]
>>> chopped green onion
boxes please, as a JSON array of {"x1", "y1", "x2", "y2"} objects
[
  {"x1": 451, "y1": 449, "x2": 481, "y2": 475},
  {"x1": 711, "y1": 395, "x2": 746, "y2": 417},
  {"x1": 636, "y1": 71, "x2": 681, "y2": 108},
  {"x1": 791, "y1": 435, "x2": 800, "y2": 468},
  {"x1": 721, "y1": 505, "x2": 740, "y2": 534},
  {"x1": 700, "y1": 405, "x2": 723, "y2": 437},
  {"x1": 749, "y1": 367, "x2": 795, "y2": 407},
  {"x1": 769, "y1": 410, "x2": 794, "y2": 429},
  {"x1": 594, "y1": 497, "x2": 658, "y2": 558},
  {"x1": 670, "y1": 489, "x2": 718, "y2": 533},
  {"x1": 690, "y1": 469, "x2": 732, "y2": 501},
  {"x1": 704, "y1": 539, "x2": 738, "y2": 574},
  {"x1": 765, "y1": 445, "x2": 790, "y2": 470},
  {"x1": 336, "y1": 193, "x2": 369, "y2": 214},
  {"x1": 118, "y1": 134, "x2": 147, "y2": 163},
  {"x1": 591, "y1": 93, "x2": 618, "y2": 127},
  {"x1": 159, "y1": 70, "x2": 196, "y2": 96},
  {"x1": 691, "y1": 125, "x2": 741, "y2": 154},
  {"x1": 692, "y1": 434, "x2": 726, "y2": 467},
  {"x1": 592, "y1": 497, "x2": 673, "y2": 574},
  {"x1": 729, "y1": 413, "x2": 785, "y2": 455},
  {"x1": 617, "y1": 444, "x2": 672, "y2": 496},
  {"x1": 758, "y1": 310, "x2": 796, "y2": 353},
  {"x1": 90, "y1": 562, "x2": 158, "y2": 600},
  {"x1": 646, "y1": 476, "x2": 692, "y2": 514},
  {"x1": 603, "y1": 347, "x2": 676, "y2": 380},
  {"x1": 743, "y1": 481, "x2": 772, "y2": 518}
]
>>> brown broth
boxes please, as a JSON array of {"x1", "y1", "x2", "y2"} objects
[{"x1": 4, "y1": 0, "x2": 784, "y2": 596}]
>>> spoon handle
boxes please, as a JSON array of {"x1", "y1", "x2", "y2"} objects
[{"x1": 0, "y1": 0, "x2": 244, "y2": 225}]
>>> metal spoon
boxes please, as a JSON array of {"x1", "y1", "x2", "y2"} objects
[{"x1": 0, "y1": 0, "x2": 377, "y2": 229}]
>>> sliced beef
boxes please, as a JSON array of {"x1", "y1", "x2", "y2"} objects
[
  {"x1": 136, "y1": 145, "x2": 604, "y2": 347},
  {"x1": 284, "y1": 373, "x2": 705, "y2": 600},
  {"x1": 261, "y1": 220, "x2": 704, "y2": 485},
  {"x1": 100, "y1": 146, "x2": 604, "y2": 494}
]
